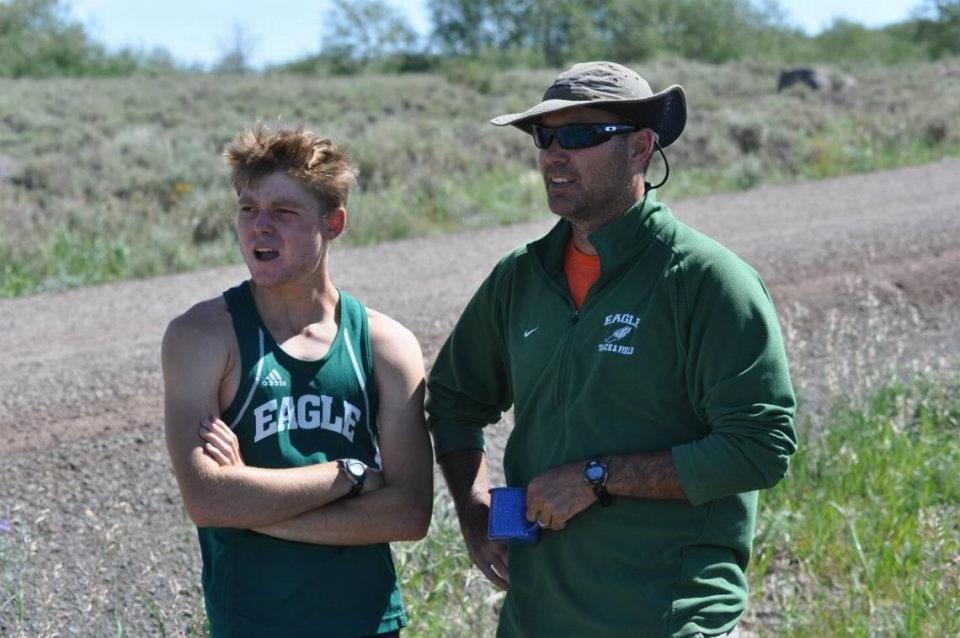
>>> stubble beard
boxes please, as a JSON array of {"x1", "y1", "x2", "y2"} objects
[{"x1": 546, "y1": 164, "x2": 637, "y2": 231}]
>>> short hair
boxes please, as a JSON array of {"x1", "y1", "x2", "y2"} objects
[{"x1": 224, "y1": 123, "x2": 359, "y2": 213}]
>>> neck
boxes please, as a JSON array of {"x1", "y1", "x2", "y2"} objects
[
  {"x1": 570, "y1": 226, "x2": 598, "y2": 255},
  {"x1": 569, "y1": 183, "x2": 646, "y2": 255},
  {"x1": 249, "y1": 272, "x2": 339, "y2": 336}
]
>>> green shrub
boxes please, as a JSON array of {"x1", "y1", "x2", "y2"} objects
[
  {"x1": 1, "y1": 60, "x2": 958, "y2": 298},
  {"x1": 752, "y1": 377, "x2": 960, "y2": 636}
]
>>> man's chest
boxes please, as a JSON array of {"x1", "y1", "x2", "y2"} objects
[{"x1": 505, "y1": 274, "x2": 685, "y2": 401}]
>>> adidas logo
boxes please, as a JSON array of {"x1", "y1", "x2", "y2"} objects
[{"x1": 262, "y1": 369, "x2": 287, "y2": 387}]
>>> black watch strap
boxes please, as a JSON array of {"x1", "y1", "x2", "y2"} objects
[
  {"x1": 584, "y1": 456, "x2": 612, "y2": 507},
  {"x1": 347, "y1": 476, "x2": 365, "y2": 498},
  {"x1": 592, "y1": 482, "x2": 612, "y2": 507},
  {"x1": 338, "y1": 458, "x2": 367, "y2": 498}
]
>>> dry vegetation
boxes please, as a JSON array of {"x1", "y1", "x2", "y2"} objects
[
  {"x1": 1, "y1": 56, "x2": 959, "y2": 636},
  {"x1": 1, "y1": 57, "x2": 959, "y2": 297}
]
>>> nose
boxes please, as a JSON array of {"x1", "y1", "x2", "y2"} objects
[
  {"x1": 540, "y1": 140, "x2": 568, "y2": 167},
  {"x1": 251, "y1": 209, "x2": 274, "y2": 234}
]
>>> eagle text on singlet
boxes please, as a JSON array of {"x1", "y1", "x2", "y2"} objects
[{"x1": 253, "y1": 394, "x2": 362, "y2": 443}]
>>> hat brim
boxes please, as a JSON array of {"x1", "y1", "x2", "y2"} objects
[{"x1": 490, "y1": 84, "x2": 686, "y2": 148}]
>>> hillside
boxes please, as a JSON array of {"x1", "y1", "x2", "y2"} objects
[{"x1": 1, "y1": 58, "x2": 959, "y2": 297}]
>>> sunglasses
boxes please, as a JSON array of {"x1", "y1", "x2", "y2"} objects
[{"x1": 531, "y1": 123, "x2": 638, "y2": 150}]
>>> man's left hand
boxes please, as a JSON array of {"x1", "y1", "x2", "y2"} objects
[{"x1": 525, "y1": 461, "x2": 596, "y2": 530}]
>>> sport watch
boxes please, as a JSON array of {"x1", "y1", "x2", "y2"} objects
[
  {"x1": 583, "y1": 456, "x2": 612, "y2": 507},
  {"x1": 337, "y1": 458, "x2": 368, "y2": 498}
]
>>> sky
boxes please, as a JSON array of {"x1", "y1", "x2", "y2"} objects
[{"x1": 69, "y1": 0, "x2": 923, "y2": 69}]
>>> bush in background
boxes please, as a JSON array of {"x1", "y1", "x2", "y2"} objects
[
  {"x1": 915, "y1": 0, "x2": 960, "y2": 58},
  {"x1": 0, "y1": 0, "x2": 179, "y2": 77},
  {"x1": 1, "y1": 58, "x2": 958, "y2": 297},
  {"x1": 2, "y1": 0, "x2": 956, "y2": 80}
]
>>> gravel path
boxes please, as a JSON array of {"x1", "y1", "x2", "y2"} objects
[{"x1": 1, "y1": 160, "x2": 958, "y2": 635}]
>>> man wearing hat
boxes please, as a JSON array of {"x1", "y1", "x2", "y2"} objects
[{"x1": 426, "y1": 62, "x2": 797, "y2": 637}]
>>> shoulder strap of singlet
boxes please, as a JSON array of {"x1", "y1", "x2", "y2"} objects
[
  {"x1": 222, "y1": 281, "x2": 266, "y2": 430},
  {"x1": 339, "y1": 291, "x2": 381, "y2": 467}
]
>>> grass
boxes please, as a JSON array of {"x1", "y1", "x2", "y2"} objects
[
  {"x1": 750, "y1": 377, "x2": 960, "y2": 636},
  {"x1": 1, "y1": 377, "x2": 957, "y2": 635},
  {"x1": 403, "y1": 376, "x2": 960, "y2": 636},
  {"x1": 393, "y1": 497, "x2": 504, "y2": 637},
  {"x1": 0, "y1": 511, "x2": 31, "y2": 636},
  {"x1": 0, "y1": 57, "x2": 959, "y2": 298}
]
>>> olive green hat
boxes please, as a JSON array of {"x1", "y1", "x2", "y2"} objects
[{"x1": 490, "y1": 61, "x2": 686, "y2": 147}]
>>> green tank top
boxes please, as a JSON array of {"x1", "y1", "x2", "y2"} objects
[{"x1": 197, "y1": 281, "x2": 407, "y2": 638}]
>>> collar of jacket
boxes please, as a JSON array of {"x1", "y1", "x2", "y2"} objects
[{"x1": 529, "y1": 189, "x2": 670, "y2": 293}]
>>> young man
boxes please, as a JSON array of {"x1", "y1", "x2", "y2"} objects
[
  {"x1": 427, "y1": 62, "x2": 797, "y2": 637},
  {"x1": 163, "y1": 125, "x2": 432, "y2": 637}
]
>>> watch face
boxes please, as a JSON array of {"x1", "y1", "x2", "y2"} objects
[
  {"x1": 345, "y1": 459, "x2": 366, "y2": 480},
  {"x1": 586, "y1": 464, "x2": 605, "y2": 482}
]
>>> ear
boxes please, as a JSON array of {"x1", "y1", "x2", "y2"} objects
[
  {"x1": 322, "y1": 206, "x2": 346, "y2": 239},
  {"x1": 630, "y1": 129, "x2": 656, "y2": 166}
]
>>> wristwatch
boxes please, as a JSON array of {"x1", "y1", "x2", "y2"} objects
[
  {"x1": 337, "y1": 458, "x2": 368, "y2": 498},
  {"x1": 583, "y1": 456, "x2": 612, "y2": 507}
]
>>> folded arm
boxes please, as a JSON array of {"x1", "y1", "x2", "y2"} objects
[
  {"x1": 251, "y1": 311, "x2": 434, "y2": 544},
  {"x1": 162, "y1": 302, "x2": 358, "y2": 529}
]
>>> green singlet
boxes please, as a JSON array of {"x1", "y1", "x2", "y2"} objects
[{"x1": 197, "y1": 281, "x2": 407, "y2": 638}]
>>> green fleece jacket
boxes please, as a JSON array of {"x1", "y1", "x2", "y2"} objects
[{"x1": 427, "y1": 192, "x2": 797, "y2": 638}]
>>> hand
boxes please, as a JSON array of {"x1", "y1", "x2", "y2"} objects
[
  {"x1": 199, "y1": 416, "x2": 245, "y2": 467},
  {"x1": 458, "y1": 500, "x2": 510, "y2": 590},
  {"x1": 525, "y1": 461, "x2": 597, "y2": 531}
]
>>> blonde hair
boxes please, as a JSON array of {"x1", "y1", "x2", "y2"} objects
[{"x1": 224, "y1": 123, "x2": 359, "y2": 212}]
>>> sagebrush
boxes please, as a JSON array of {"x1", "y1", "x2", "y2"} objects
[{"x1": 1, "y1": 58, "x2": 959, "y2": 297}]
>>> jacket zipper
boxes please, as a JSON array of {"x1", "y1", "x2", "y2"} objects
[
  {"x1": 555, "y1": 307, "x2": 580, "y2": 407},
  {"x1": 533, "y1": 247, "x2": 596, "y2": 408}
]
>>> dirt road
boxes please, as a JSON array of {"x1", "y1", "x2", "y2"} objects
[{"x1": 1, "y1": 160, "x2": 958, "y2": 635}]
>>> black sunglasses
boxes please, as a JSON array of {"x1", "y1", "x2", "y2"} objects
[{"x1": 531, "y1": 123, "x2": 638, "y2": 150}]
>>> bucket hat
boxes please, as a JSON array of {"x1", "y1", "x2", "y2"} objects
[{"x1": 491, "y1": 61, "x2": 686, "y2": 148}]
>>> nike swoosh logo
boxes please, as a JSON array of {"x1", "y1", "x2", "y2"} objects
[{"x1": 523, "y1": 328, "x2": 539, "y2": 338}]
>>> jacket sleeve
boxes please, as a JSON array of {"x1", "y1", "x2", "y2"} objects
[
  {"x1": 671, "y1": 255, "x2": 797, "y2": 506},
  {"x1": 426, "y1": 269, "x2": 513, "y2": 458}
]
